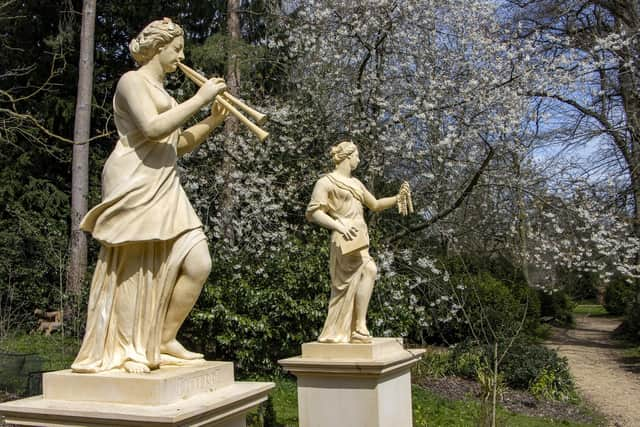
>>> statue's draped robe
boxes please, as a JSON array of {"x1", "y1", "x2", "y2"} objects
[
  {"x1": 71, "y1": 76, "x2": 205, "y2": 373},
  {"x1": 306, "y1": 173, "x2": 374, "y2": 343}
]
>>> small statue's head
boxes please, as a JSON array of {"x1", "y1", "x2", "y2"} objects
[
  {"x1": 129, "y1": 18, "x2": 184, "y2": 65},
  {"x1": 330, "y1": 140, "x2": 358, "y2": 166}
]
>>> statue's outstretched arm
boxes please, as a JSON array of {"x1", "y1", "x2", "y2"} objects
[{"x1": 362, "y1": 187, "x2": 398, "y2": 212}]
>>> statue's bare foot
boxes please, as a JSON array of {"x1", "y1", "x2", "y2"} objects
[
  {"x1": 160, "y1": 339, "x2": 203, "y2": 360},
  {"x1": 350, "y1": 330, "x2": 372, "y2": 344},
  {"x1": 355, "y1": 324, "x2": 370, "y2": 337},
  {"x1": 124, "y1": 361, "x2": 150, "y2": 373}
]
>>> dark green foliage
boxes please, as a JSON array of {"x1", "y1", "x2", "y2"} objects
[
  {"x1": 558, "y1": 267, "x2": 599, "y2": 301},
  {"x1": 436, "y1": 272, "x2": 540, "y2": 344},
  {"x1": 538, "y1": 290, "x2": 575, "y2": 327},
  {"x1": 414, "y1": 350, "x2": 452, "y2": 379},
  {"x1": 618, "y1": 300, "x2": 640, "y2": 341},
  {"x1": 179, "y1": 225, "x2": 422, "y2": 376},
  {"x1": 444, "y1": 253, "x2": 528, "y2": 288},
  {"x1": 604, "y1": 280, "x2": 636, "y2": 316},
  {"x1": 422, "y1": 338, "x2": 577, "y2": 402},
  {"x1": 1, "y1": 1, "x2": 77, "y2": 331},
  {"x1": 461, "y1": 273, "x2": 524, "y2": 336},
  {"x1": 500, "y1": 340, "x2": 573, "y2": 392},
  {"x1": 182, "y1": 235, "x2": 329, "y2": 375},
  {"x1": 449, "y1": 343, "x2": 487, "y2": 379},
  {"x1": 0, "y1": 149, "x2": 70, "y2": 331},
  {"x1": 449, "y1": 339, "x2": 575, "y2": 400}
]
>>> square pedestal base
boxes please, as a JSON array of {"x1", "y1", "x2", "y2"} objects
[
  {"x1": 44, "y1": 361, "x2": 235, "y2": 405},
  {"x1": 0, "y1": 361, "x2": 273, "y2": 427},
  {"x1": 279, "y1": 338, "x2": 425, "y2": 427}
]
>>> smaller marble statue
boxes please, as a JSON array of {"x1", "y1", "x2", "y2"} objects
[{"x1": 306, "y1": 141, "x2": 412, "y2": 344}]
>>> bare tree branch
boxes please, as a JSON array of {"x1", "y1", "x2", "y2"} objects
[{"x1": 388, "y1": 143, "x2": 495, "y2": 243}]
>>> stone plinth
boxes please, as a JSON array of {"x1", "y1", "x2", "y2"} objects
[
  {"x1": 44, "y1": 361, "x2": 234, "y2": 405},
  {"x1": 279, "y1": 338, "x2": 425, "y2": 427},
  {"x1": 0, "y1": 361, "x2": 273, "y2": 427}
]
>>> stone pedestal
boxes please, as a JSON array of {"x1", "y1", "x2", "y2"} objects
[
  {"x1": 0, "y1": 361, "x2": 273, "y2": 427},
  {"x1": 279, "y1": 338, "x2": 424, "y2": 427}
]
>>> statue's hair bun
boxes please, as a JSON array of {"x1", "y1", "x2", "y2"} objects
[
  {"x1": 330, "y1": 140, "x2": 357, "y2": 165},
  {"x1": 129, "y1": 18, "x2": 183, "y2": 66}
]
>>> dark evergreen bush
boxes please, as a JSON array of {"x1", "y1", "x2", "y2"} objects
[
  {"x1": 448, "y1": 338, "x2": 575, "y2": 400},
  {"x1": 618, "y1": 300, "x2": 640, "y2": 341},
  {"x1": 556, "y1": 267, "x2": 599, "y2": 301},
  {"x1": 538, "y1": 290, "x2": 575, "y2": 327},
  {"x1": 604, "y1": 280, "x2": 636, "y2": 315},
  {"x1": 500, "y1": 340, "x2": 573, "y2": 391},
  {"x1": 445, "y1": 272, "x2": 540, "y2": 343}
]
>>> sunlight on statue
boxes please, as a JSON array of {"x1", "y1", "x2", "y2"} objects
[
  {"x1": 306, "y1": 141, "x2": 413, "y2": 344},
  {"x1": 72, "y1": 18, "x2": 229, "y2": 374}
]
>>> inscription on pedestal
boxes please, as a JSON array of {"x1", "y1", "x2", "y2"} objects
[{"x1": 178, "y1": 369, "x2": 218, "y2": 396}]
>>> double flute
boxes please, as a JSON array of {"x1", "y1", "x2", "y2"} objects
[{"x1": 178, "y1": 62, "x2": 269, "y2": 142}]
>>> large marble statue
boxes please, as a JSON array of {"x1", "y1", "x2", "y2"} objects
[
  {"x1": 306, "y1": 141, "x2": 412, "y2": 344},
  {"x1": 72, "y1": 18, "x2": 228, "y2": 374}
]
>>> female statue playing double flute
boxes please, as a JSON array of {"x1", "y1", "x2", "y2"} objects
[{"x1": 72, "y1": 18, "x2": 227, "y2": 374}]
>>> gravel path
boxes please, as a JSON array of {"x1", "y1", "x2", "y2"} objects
[{"x1": 546, "y1": 315, "x2": 640, "y2": 427}]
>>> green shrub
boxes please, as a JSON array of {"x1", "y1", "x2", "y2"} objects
[
  {"x1": 619, "y1": 300, "x2": 640, "y2": 341},
  {"x1": 500, "y1": 340, "x2": 574, "y2": 394},
  {"x1": 414, "y1": 350, "x2": 451, "y2": 379},
  {"x1": 476, "y1": 365, "x2": 506, "y2": 402},
  {"x1": 450, "y1": 338, "x2": 575, "y2": 399},
  {"x1": 557, "y1": 267, "x2": 599, "y2": 301},
  {"x1": 604, "y1": 280, "x2": 636, "y2": 316},
  {"x1": 463, "y1": 273, "x2": 540, "y2": 337},
  {"x1": 538, "y1": 290, "x2": 575, "y2": 327},
  {"x1": 531, "y1": 323, "x2": 552, "y2": 340},
  {"x1": 529, "y1": 367, "x2": 577, "y2": 402},
  {"x1": 182, "y1": 232, "x2": 420, "y2": 375},
  {"x1": 183, "y1": 237, "x2": 329, "y2": 375},
  {"x1": 450, "y1": 342, "x2": 487, "y2": 379},
  {"x1": 430, "y1": 272, "x2": 541, "y2": 345}
]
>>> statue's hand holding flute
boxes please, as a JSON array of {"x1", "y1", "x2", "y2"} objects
[
  {"x1": 194, "y1": 77, "x2": 227, "y2": 106},
  {"x1": 178, "y1": 61, "x2": 269, "y2": 141}
]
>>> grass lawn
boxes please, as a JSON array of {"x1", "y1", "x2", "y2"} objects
[
  {"x1": 0, "y1": 334, "x2": 79, "y2": 372},
  {"x1": 262, "y1": 378, "x2": 599, "y2": 427},
  {"x1": 623, "y1": 346, "x2": 640, "y2": 358},
  {"x1": 0, "y1": 334, "x2": 80, "y2": 397},
  {"x1": 572, "y1": 304, "x2": 609, "y2": 316}
]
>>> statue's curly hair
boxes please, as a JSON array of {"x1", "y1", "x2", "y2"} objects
[
  {"x1": 129, "y1": 17, "x2": 183, "y2": 65},
  {"x1": 330, "y1": 141, "x2": 357, "y2": 165}
]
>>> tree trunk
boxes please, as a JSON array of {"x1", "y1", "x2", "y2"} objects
[
  {"x1": 225, "y1": 0, "x2": 241, "y2": 111},
  {"x1": 67, "y1": 0, "x2": 96, "y2": 299},
  {"x1": 220, "y1": 0, "x2": 241, "y2": 242}
]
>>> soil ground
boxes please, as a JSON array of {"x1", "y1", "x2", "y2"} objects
[{"x1": 546, "y1": 315, "x2": 640, "y2": 427}]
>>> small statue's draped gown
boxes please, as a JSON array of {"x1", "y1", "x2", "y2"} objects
[
  {"x1": 306, "y1": 173, "x2": 375, "y2": 343},
  {"x1": 71, "y1": 73, "x2": 206, "y2": 373}
]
